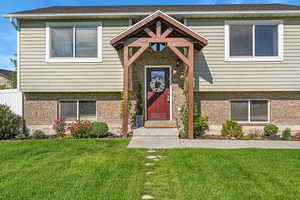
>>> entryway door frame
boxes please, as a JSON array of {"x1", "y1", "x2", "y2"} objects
[{"x1": 144, "y1": 65, "x2": 172, "y2": 121}]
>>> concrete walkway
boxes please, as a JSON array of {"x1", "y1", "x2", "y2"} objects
[{"x1": 128, "y1": 137, "x2": 300, "y2": 149}]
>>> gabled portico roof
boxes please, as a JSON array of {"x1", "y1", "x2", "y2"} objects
[{"x1": 111, "y1": 10, "x2": 208, "y2": 49}]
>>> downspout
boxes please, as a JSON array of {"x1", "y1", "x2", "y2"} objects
[
  {"x1": 10, "y1": 18, "x2": 24, "y2": 133},
  {"x1": 10, "y1": 17, "x2": 20, "y2": 91}
]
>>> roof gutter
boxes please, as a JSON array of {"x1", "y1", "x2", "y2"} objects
[{"x1": 4, "y1": 10, "x2": 300, "y2": 19}]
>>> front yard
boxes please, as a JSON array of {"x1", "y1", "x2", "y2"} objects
[{"x1": 0, "y1": 139, "x2": 299, "y2": 200}]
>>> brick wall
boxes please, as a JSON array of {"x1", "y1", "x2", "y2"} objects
[
  {"x1": 24, "y1": 92, "x2": 122, "y2": 134},
  {"x1": 197, "y1": 91, "x2": 300, "y2": 134}
]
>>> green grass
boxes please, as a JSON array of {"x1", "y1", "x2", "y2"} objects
[
  {"x1": 0, "y1": 139, "x2": 300, "y2": 200},
  {"x1": 0, "y1": 139, "x2": 146, "y2": 200}
]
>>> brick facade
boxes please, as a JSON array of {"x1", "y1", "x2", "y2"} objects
[
  {"x1": 24, "y1": 92, "x2": 122, "y2": 134},
  {"x1": 197, "y1": 92, "x2": 300, "y2": 134},
  {"x1": 23, "y1": 66, "x2": 300, "y2": 135}
]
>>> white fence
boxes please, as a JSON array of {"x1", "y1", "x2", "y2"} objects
[{"x1": 0, "y1": 89, "x2": 23, "y2": 116}]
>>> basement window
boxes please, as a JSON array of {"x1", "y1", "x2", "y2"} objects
[
  {"x1": 230, "y1": 99, "x2": 269, "y2": 123},
  {"x1": 59, "y1": 100, "x2": 96, "y2": 121}
]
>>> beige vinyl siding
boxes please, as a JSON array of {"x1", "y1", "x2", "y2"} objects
[
  {"x1": 188, "y1": 18, "x2": 300, "y2": 91},
  {"x1": 19, "y1": 19, "x2": 128, "y2": 92}
]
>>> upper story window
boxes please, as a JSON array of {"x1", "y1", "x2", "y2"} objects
[
  {"x1": 46, "y1": 22, "x2": 102, "y2": 62},
  {"x1": 225, "y1": 20, "x2": 283, "y2": 62}
]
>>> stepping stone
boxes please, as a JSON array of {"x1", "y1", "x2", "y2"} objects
[
  {"x1": 145, "y1": 162, "x2": 154, "y2": 166},
  {"x1": 145, "y1": 171, "x2": 155, "y2": 175},
  {"x1": 142, "y1": 194, "x2": 154, "y2": 199},
  {"x1": 146, "y1": 155, "x2": 158, "y2": 160},
  {"x1": 147, "y1": 149, "x2": 156, "y2": 153},
  {"x1": 144, "y1": 181, "x2": 154, "y2": 185}
]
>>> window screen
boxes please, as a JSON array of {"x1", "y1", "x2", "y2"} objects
[
  {"x1": 60, "y1": 101, "x2": 77, "y2": 121},
  {"x1": 51, "y1": 27, "x2": 73, "y2": 57},
  {"x1": 79, "y1": 101, "x2": 96, "y2": 120},
  {"x1": 250, "y1": 100, "x2": 268, "y2": 122},
  {"x1": 231, "y1": 101, "x2": 249, "y2": 121},
  {"x1": 255, "y1": 25, "x2": 278, "y2": 56},
  {"x1": 75, "y1": 27, "x2": 97, "y2": 57},
  {"x1": 230, "y1": 25, "x2": 253, "y2": 56}
]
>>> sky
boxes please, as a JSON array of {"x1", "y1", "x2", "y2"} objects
[{"x1": 0, "y1": 0, "x2": 299, "y2": 71}]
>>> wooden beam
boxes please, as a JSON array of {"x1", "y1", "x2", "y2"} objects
[
  {"x1": 122, "y1": 45, "x2": 129, "y2": 137},
  {"x1": 126, "y1": 37, "x2": 192, "y2": 47},
  {"x1": 111, "y1": 11, "x2": 208, "y2": 47},
  {"x1": 156, "y1": 21, "x2": 161, "y2": 38},
  {"x1": 144, "y1": 28, "x2": 156, "y2": 38},
  {"x1": 169, "y1": 46, "x2": 190, "y2": 66},
  {"x1": 128, "y1": 46, "x2": 148, "y2": 66},
  {"x1": 161, "y1": 27, "x2": 173, "y2": 38},
  {"x1": 187, "y1": 44, "x2": 194, "y2": 139}
]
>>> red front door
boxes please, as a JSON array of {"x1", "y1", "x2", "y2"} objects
[{"x1": 146, "y1": 68, "x2": 170, "y2": 120}]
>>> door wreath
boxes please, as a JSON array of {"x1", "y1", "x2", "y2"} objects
[{"x1": 150, "y1": 76, "x2": 165, "y2": 93}]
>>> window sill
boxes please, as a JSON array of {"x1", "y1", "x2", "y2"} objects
[
  {"x1": 237, "y1": 122, "x2": 269, "y2": 126},
  {"x1": 46, "y1": 57, "x2": 102, "y2": 63},
  {"x1": 225, "y1": 56, "x2": 283, "y2": 62}
]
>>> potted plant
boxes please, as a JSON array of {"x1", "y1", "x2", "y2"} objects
[{"x1": 135, "y1": 82, "x2": 144, "y2": 128}]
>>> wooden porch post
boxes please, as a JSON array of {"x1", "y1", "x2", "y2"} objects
[
  {"x1": 122, "y1": 45, "x2": 129, "y2": 137},
  {"x1": 187, "y1": 45, "x2": 194, "y2": 139}
]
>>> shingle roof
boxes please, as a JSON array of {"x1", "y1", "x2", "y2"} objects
[
  {"x1": 0, "y1": 69, "x2": 13, "y2": 79},
  {"x1": 6, "y1": 4, "x2": 300, "y2": 15}
]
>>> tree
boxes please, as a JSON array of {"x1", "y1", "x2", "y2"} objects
[{"x1": 9, "y1": 54, "x2": 17, "y2": 89}]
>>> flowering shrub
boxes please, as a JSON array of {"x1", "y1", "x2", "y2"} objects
[
  {"x1": 52, "y1": 117, "x2": 66, "y2": 137},
  {"x1": 68, "y1": 120, "x2": 92, "y2": 139}
]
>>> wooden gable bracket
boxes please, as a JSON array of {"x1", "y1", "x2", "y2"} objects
[
  {"x1": 161, "y1": 27, "x2": 174, "y2": 38},
  {"x1": 168, "y1": 46, "x2": 190, "y2": 66},
  {"x1": 128, "y1": 46, "x2": 148, "y2": 66}
]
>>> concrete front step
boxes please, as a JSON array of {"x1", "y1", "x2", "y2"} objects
[
  {"x1": 133, "y1": 127, "x2": 179, "y2": 138},
  {"x1": 144, "y1": 120, "x2": 177, "y2": 128}
]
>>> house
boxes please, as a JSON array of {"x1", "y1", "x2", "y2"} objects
[
  {"x1": 0, "y1": 69, "x2": 12, "y2": 88},
  {"x1": 4, "y1": 4, "x2": 300, "y2": 138}
]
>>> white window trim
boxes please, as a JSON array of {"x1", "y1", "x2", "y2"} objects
[
  {"x1": 46, "y1": 22, "x2": 102, "y2": 63},
  {"x1": 229, "y1": 99, "x2": 270, "y2": 123},
  {"x1": 58, "y1": 99, "x2": 97, "y2": 122},
  {"x1": 224, "y1": 20, "x2": 284, "y2": 62}
]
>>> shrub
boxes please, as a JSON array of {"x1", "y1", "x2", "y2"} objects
[
  {"x1": 88, "y1": 122, "x2": 109, "y2": 138},
  {"x1": 263, "y1": 124, "x2": 279, "y2": 136},
  {"x1": 282, "y1": 128, "x2": 291, "y2": 140},
  {"x1": 221, "y1": 120, "x2": 244, "y2": 139},
  {"x1": 194, "y1": 116, "x2": 209, "y2": 136},
  {"x1": 68, "y1": 120, "x2": 92, "y2": 139},
  {"x1": 52, "y1": 117, "x2": 66, "y2": 137},
  {"x1": 32, "y1": 130, "x2": 48, "y2": 139},
  {"x1": 180, "y1": 104, "x2": 188, "y2": 138},
  {"x1": 0, "y1": 104, "x2": 22, "y2": 139},
  {"x1": 15, "y1": 133, "x2": 26, "y2": 140}
]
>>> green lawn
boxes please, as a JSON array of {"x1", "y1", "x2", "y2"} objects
[{"x1": 0, "y1": 139, "x2": 300, "y2": 200}]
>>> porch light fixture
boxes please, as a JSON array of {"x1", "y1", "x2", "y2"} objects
[
  {"x1": 150, "y1": 42, "x2": 167, "y2": 52},
  {"x1": 176, "y1": 58, "x2": 182, "y2": 68}
]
